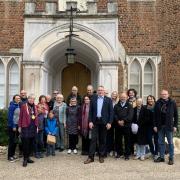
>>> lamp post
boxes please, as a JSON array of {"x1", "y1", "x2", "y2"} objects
[{"x1": 65, "y1": 1, "x2": 78, "y2": 64}]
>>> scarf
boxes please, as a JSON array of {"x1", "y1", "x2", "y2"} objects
[
  {"x1": 81, "y1": 103, "x2": 90, "y2": 137},
  {"x1": 128, "y1": 97, "x2": 137, "y2": 108},
  {"x1": 160, "y1": 99, "x2": 169, "y2": 114},
  {"x1": 137, "y1": 106, "x2": 141, "y2": 120},
  {"x1": 147, "y1": 104, "x2": 155, "y2": 112}
]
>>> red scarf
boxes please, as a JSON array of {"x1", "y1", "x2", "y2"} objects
[{"x1": 81, "y1": 104, "x2": 90, "y2": 137}]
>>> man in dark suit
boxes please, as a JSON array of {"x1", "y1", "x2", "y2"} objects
[
  {"x1": 114, "y1": 92, "x2": 134, "y2": 160},
  {"x1": 84, "y1": 86, "x2": 113, "y2": 164}
]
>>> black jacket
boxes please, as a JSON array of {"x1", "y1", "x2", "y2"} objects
[
  {"x1": 114, "y1": 101, "x2": 134, "y2": 127},
  {"x1": 154, "y1": 98, "x2": 178, "y2": 131},
  {"x1": 66, "y1": 93, "x2": 82, "y2": 106},
  {"x1": 89, "y1": 95, "x2": 114, "y2": 125},
  {"x1": 133, "y1": 106, "x2": 149, "y2": 145}
]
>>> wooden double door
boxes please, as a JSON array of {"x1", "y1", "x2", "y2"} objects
[{"x1": 62, "y1": 62, "x2": 91, "y2": 99}]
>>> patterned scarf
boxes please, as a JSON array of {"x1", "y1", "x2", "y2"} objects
[{"x1": 81, "y1": 103, "x2": 90, "y2": 137}]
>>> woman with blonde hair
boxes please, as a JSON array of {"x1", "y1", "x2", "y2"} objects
[{"x1": 106, "y1": 91, "x2": 119, "y2": 157}]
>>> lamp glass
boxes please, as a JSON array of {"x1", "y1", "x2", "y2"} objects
[{"x1": 66, "y1": 53, "x2": 75, "y2": 64}]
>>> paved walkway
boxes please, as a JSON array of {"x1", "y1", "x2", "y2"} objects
[{"x1": 1, "y1": 151, "x2": 180, "y2": 180}]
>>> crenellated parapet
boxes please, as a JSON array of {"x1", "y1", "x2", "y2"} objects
[{"x1": 24, "y1": 0, "x2": 118, "y2": 16}]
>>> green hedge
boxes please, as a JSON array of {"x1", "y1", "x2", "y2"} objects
[{"x1": 0, "y1": 109, "x2": 8, "y2": 146}]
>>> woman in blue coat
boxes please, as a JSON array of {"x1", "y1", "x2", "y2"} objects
[{"x1": 7, "y1": 94, "x2": 21, "y2": 162}]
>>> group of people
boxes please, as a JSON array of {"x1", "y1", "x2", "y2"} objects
[{"x1": 7, "y1": 85, "x2": 178, "y2": 167}]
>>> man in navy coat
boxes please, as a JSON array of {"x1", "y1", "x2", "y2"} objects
[{"x1": 84, "y1": 86, "x2": 113, "y2": 164}]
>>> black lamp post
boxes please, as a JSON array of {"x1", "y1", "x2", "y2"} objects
[{"x1": 65, "y1": 1, "x2": 78, "y2": 64}]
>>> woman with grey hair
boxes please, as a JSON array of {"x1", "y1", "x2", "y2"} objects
[
  {"x1": 133, "y1": 98, "x2": 148, "y2": 161},
  {"x1": 53, "y1": 94, "x2": 67, "y2": 151},
  {"x1": 18, "y1": 94, "x2": 38, "y2": 167}
]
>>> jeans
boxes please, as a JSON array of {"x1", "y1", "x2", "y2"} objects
[
  {"x1": 56, "y1": 127, "x2": 61, "y2": 149},
  {"x1": 146, "y1": 127, "x2": 158, "y2": 156},
  {"x1": 136, "y1": 145, "x2": 146, "y2": 157},
  {"x1": 34, "y1": 130, "x2": 44, "y2": 154},
  {"x1": 158, "y1": 126, "x2": 174, "y2": 159},
  {"x1": 8, "y1": 127, "x2": 18, "y2": 158},
  {"x1": 47, "y1": 144, "x2": 55, "y2": 155},
  {"x1": 56, "y1": 124, "x2": 65, "y2": 149},
  {"x1": 59, "y1": 123, "x2": 65, "y2": 149}
]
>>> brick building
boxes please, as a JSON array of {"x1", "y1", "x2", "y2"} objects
[{"x1": 0, "y1": 0, "x2": 179, "y2": 108}]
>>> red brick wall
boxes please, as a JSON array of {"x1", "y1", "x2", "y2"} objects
[
  {"x1": 0, "y1": 0, "x2": 179, "y2": 105},
  {"x1": 117, "y1": 0, "x2": 180, "y2": 105},
  {"x1": 0, "y1": 1, "x2": 24, "y2": 55},
  {"x1": 156, "y1": 0, "x2": 180, "y2": 105},
  {"x1": 118, "y1": 0, "x2": 159, "y2": 53}
]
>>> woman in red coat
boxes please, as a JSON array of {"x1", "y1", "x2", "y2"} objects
[{"x1": 18, "y1": 94, "x2": 38, "y2": 167}]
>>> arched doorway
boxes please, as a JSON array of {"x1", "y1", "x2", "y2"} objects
[
  {"x1": 24, "y1": 23, "x2": 120, "y2": 98},
  {"x1": 62, "y1": 62, "x2": 91, "y2": 99}
]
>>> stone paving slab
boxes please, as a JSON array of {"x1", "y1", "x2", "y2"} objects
[{"x1": 0, "y1": 151, "x2": 180, "y2": 180}]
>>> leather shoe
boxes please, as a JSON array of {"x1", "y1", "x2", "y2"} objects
[
  {"x1": 23, "y1": 160, "x2": 27, "y2": 167},
  {"x1": 84, "y1": 158, "x2": 94, "y2": 164},
  {"x1": 168, "y1": 158, "x2": 174, "y2": 165},
  {"x1": 99, "y1": 157, "x2": 104, "y2": 163},
  {"x1": 27, "y1": 158, "x2": 34, "y2": 163},
  {"x1": 154, "y1": 157, "x2": 165, "y2": 163}
]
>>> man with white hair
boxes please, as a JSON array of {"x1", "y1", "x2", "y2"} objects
[
  {"x1": 154, "y1": 90, "x2": 178, "y2": 165},
  {"x1": 114, "y1": 92, "x2": 134, "y2": 160},
  {"x1": 46, "y1": 95, "x2": 54, "y2": 111},
  {"x1": 86, "y1": 85, "x2": 94, "y2": 99},
  {"x1": 19, "y1": 90, "x2": 28, "y2": 107}
]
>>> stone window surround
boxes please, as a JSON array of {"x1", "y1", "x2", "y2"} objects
[
  {"x1": 126, "y1": 55, "x2": 161, "y2": 100},
  {"x1": 0, "y1": 56, "x2": 21, "y2": 108}
]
